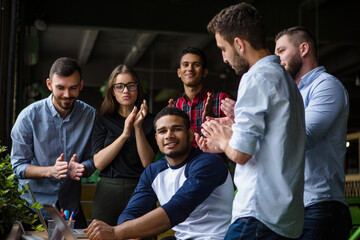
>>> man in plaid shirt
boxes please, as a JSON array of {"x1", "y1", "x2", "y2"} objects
[{"x1": 169, "y1": 47, "x2": 230, "y2": 147}]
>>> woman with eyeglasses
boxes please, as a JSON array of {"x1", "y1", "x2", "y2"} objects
[{"x1": 91, "y1": 64, "x2": 158, "y2": 226}]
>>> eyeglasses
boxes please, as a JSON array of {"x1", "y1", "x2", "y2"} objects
[{"x1": 113, "y1": 82, "x2": 138, "y2": 92}]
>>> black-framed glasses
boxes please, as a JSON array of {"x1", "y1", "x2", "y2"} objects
[{"x1": 113, "y1": 82, "x2": 138, "y2": 92}]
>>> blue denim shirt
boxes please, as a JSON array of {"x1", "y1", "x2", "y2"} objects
[
  {"x1": 229, "y1": 55, "x2": 305, "y2": 238},
  {"x1": 11, "y1": 94, "x2": 96, "y2": 220},
  {"x1": 299, "y1": 66, "x2": 349, "y2": 207}
]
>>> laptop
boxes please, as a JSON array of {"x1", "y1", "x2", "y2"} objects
[
  {"x1": 26, "y1": 181, "x2": 87, "y2": 239},
  {"x1": 44, "y1": 204, "x2": 88, "y2": 239},
  {"x1": 25, "y1": 181, "x2": 48, "y2": 235}
]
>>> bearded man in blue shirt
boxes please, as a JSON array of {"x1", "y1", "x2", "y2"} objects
[
  {"x1": 275, "y1": 26, "x2": 352, "y2": 240},
  {"x1": 11, "y1": 57, "x2": 96, "y2": 228}
]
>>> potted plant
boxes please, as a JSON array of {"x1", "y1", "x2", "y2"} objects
[{"x1": 0, "y1": 145, "x2": 43, "y2": 238}]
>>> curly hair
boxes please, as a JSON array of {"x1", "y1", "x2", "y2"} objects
[{"x1": 207, "y1": 2, "x2": 266, "y2": 50}]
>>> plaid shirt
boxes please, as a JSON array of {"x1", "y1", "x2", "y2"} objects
[{"x1": 174, "y1": 88, "x2": 229, "y2": 147}]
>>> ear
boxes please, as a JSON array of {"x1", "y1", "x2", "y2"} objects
[
  {"x1": 80, "y1": 79, "x2": 84, "y2": 91},
  {"x1": 46, "y1": 78, "x2": 52, "y2": 91},
  {"x1": 188, "y1": 127, "x2": 194, "y2": 142},
  {"x1": 299, "y1": 42, "x2": 310, "y2": 57},
  {"x1": 234, "y1": 37, "x2": 245, "y2": 54},
  {"x1": 177, "y1": 68, "x2": 181, "y2": 78},
  {"x1": 203, "y1": 68, "x2": 208, "y2": 78}
]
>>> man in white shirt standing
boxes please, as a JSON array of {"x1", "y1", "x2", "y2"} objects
[
  {"x1": 196, "y1": 3, "x2": 306, "y2": 239},
  {"x1": 275, "y1": 26, "x2": 351, "y2": 240}
]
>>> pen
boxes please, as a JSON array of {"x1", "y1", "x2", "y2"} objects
[
  {"x1": 64, "y1": 209, "x2": 70, "y2": 220},
  {"x1": 68, "y1": 211, "x2": 74, "y2": 224},
  {"x1": 62, "y1": 211, "x2": 75, "y2": 240},
  {"x1": 60, "y1": 208, "x2": 66, "y2": 218}
]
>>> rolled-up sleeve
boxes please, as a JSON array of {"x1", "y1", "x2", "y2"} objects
[{"x1": 229, "y1": 75, "x2": 269, "y2": 155}]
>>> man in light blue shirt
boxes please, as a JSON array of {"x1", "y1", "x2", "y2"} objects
[
  {"x1": 196, "y1": 3, "x2": 305, "y2": 239},
  {"x1": 11, "y1": 57, "x2": 96, "y2": 228},
  {"x1": 275, "y1": 26, "x2": 351, "y2": 240}
]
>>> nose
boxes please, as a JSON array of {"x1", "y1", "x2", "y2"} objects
[
  {"x1": 164, "y1": 130, "x2": 174, "y2": 139},
  {"x1": 63, "y1": 88, "x2": 70, "y2": 98},
  {"x1": 122, "y1": 85, "x2": 130, "y2": 92},
  {"x1": 222, "y1": 52, "x2": 228, "y2": 63},
  {"x1": 186, "y1": 63, "x2": 194, "y2": 71}
]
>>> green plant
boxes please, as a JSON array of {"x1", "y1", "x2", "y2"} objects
[{"x1": 0, "y1": 146, "x2": 44, "y2": 238}]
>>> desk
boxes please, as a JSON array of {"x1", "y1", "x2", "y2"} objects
[{"x1": 26, "y1": 231, "x2": 88, "y2": 240}]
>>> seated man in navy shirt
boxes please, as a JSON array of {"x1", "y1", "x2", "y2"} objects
[{"x1": 84, "y1": 107, "x2": 234, "y2": 240}]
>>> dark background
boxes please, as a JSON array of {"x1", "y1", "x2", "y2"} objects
[{"x1": 1, "y1": 0, "x2": 360, "y2": 147}]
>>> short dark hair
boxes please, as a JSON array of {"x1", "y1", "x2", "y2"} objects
[
  {"x1": 49, "y1": 57, "x2": 82, "y2": 81},
  {"x1": 275, "y1": 26, "x2": 318, "y2": 59},
  {"x1": 154, "y1": 107, "x2": 190, "y2": 130},
  {"x1": 207, "y1": 3, "x2": 266, "y2": 50},
  {"x1": 179, "y1": 47, "x2": 207, "y2": 68}
]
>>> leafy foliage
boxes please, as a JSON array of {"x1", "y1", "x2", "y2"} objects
[{"x1": 0, "y1": 146, "x2": 44, "y2": 238}]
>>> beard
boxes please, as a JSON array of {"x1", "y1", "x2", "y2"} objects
[
  {"x1": 162, "y1": 142, "x2": 191, "y2": 159},
  {"x1": 286, "y1": 51, "x2": 303, "y2": 80},
  {"x1": 165, "y1": 150, "x2": 187, "y2": 159},
  {"x1": 232, "y1": 49, "x2": 250, "y2": 76},
  {"x1": 53, "y1": 95, "x2": 75, "y2": 110}
]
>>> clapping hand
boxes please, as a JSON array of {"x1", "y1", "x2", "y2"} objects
[
  {"x1": 51, "y1": 154, "x2": 68, "y2": 179},
  {"x1": 203, "y1": 92, "x2": 215, "y2": 118},
  {"x1": 68, "y1": 154, "x2": 86, "y2": 180},
  {"x1": 134, "y1": 100, "x2": 148, "y2": 128},
  {"x1": 221, "y1": 98, "x2": 235, "y2": 121}
]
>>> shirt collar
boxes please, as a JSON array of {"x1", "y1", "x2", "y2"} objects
[
  {"x1": 248, "y1": 55, "x2": 280, "y2": 74},
  {"x1": 299, "y1": 66, "x2": 325, "y2": 90},
  {"x1": 182, "y1": 87, "x2": 209, "y2": 102},
  {"x1": 167, "y1": 147, "x2": 199, "y2": 169},
  {"x1": 46, "y1": 94, "x2": 59, "y2": 118}
]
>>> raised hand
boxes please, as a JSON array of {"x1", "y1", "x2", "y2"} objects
[
  {"x1": 205, "y1": 116, "x2": 234, "y2": 128},
  {"x1": 195, "y1": 133, "x2": 222, "y2": 153},
  {"x1": 221, "y1": 98, "x2": 235, "y2": 121},
  {"x1": 51, "y1": 153, "x2": 68, "y2": 179},
  {"x1": 122, "y1": 107, "x2": 137, "y2": 138},
  {"x1": 134, "y1": 100, "x2": 148, "y2": 129},
  {"x1": 203, "y1": 92, "x2": 215, "y2": 118},
  {"x1": 68, "y1": 154, "x2": 86, "y2": 181},
  {"x1": 201, "y1": 119, "x2": 233, "y2": 152},
  {"x1": 168, "y1": 98, "x2": 175, "y2": 107}
]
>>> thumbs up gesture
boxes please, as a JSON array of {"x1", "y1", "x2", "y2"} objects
[{"x1": 68, "y1": 154, "x2": 86, "y2": 181}]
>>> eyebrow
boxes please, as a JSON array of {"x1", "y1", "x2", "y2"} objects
[
  {"x1": 55, "y1": 83, "x2": 80, "y2": 88},
  {"x1": 181, "y1": 61, "x2": 201, "y2": 64},
  {"x1": 156, "y1": 124, "x2": 184, "y2": 132}
]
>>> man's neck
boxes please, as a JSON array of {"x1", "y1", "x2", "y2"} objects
[
  {"x1": 296, "y1": 61, "x2": 319, "y2": 86},
  {"x1": 184, "y1": 85, "x2": 203, "y2": 101},
  {"x1": 56, "y1": 108, "x2": 72, "y2": 119},
  {"x1": 165, "y1": 147, "x2": 192, "y2": 167},
  {"x1": 52, "y1": 99, "x2": 72, "y2": 119},
  {"x1": 248, "y1": 48, "x2": 271, "y2": 68}
]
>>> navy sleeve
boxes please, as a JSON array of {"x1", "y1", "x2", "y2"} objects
[
  {"x1": 162, "y1": 152, "x2": 229, "y2": 227},
  {"x1": 117, "y1": 164, "x2": 159, "y2": 224}
]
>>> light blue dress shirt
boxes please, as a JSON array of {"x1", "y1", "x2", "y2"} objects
[
  {"x1": 11, "y1": 94, "x2": 96, "y2": 220},
  {"x1": 299, "y1": 66, "x2": 349, "y2": 207},
  {"x1": 229, "y1": 55, "x2": 305, "y2": 238}
]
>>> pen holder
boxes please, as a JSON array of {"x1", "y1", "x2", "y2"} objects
[{"x1": 48, "y1": 219, "x2": 75, "y2": 240}]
